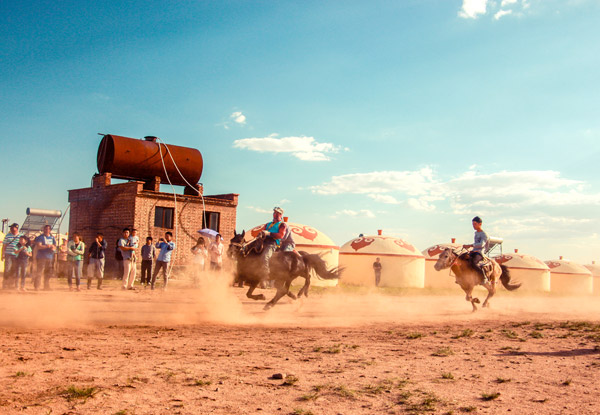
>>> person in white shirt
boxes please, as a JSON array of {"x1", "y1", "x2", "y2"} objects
[
  {"x1": 209, "y1": 234, "x2": 224, "y2": 272},
  {"x1": 190, "y1": 236, "x2": 208, "y2": 286}
]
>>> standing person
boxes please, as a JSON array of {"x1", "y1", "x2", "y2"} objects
[
  {"x1": 67, "y1": 233, "x2": 85, "y2": 291},
  {"x1": 14, "y1": 236, "x2": 32, "y2": 291},
  {"x1": 373, "y1": 257, "x2": 382, "y2": 287},
  {"x1": 57, "y1": 239, "x2": 69, "y2": 278},
  {"x1": 115, "y1": 239, "x2": 124, "y2": 279},
  {"x1": 118, "y1": 228, "x2": 136, "y2": 290},
  {"x1": 151, "y1": 232, "x2": 175, "y2": 290},
  {"x1": 129, "y1": 228, "x2": 139, "y2": 281},
  {"x1": 34, "y1": 225, "x2": 57, "y2": 290},
  {"x1": 140, "y1": 236, "x2": 156, "y2": 288},
  {"x1": 463, "y1": 216, "x2": 490, "y2": 283},
  {"x1": 1, "y1": 223, "x2": 22, "y2": 289},
  {"x1": 191, "y1": 237, "x2": 208, "y2": 286},
  {"x1": 87, "y1": 233, "x2": 107, "y2": 290},
  {"x1": 209, "y1": 234, "x2": 224, "y2": 272}
]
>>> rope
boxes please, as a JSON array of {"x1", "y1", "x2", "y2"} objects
[{"x1": 156, "y1": 141, "x2": 177, "y2": 280}]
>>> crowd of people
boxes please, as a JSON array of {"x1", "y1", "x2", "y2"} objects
[{"x1": 1, "y1": 223, "x2": 226, "y2": 292}]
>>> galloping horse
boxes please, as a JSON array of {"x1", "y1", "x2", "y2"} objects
[
  {"x1": 434, "y1": 248, "x2": 521, "y2": 311},
  {"x1": 229, "y1": 231, "x2": 341, "y2": 310}
]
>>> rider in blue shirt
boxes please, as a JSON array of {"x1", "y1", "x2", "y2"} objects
[
  {"x1": 463, "y1": 216, "x2": 490, "y2": 284},
  {"x1": 260, "y1": 207, "x2": 291, "y2": 278}
]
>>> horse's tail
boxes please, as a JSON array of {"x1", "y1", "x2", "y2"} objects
[
  {"x1": 300, "y1": 251, "x2": 342, "y2": 280},
  {"x1": 500, "y1": 265, "x2": 521, "y2": 291}
]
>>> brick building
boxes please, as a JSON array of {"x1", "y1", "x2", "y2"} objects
[{"x1": 67, "y1": 135, "x2": 238, "y2": 276}]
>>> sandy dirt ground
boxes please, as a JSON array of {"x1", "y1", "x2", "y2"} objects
[{"x1": 1, "y1": 275, "x2": 600, "y2": 415}]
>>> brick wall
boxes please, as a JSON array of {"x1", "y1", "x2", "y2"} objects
[{"x1": 68, "y1": 175, "x2": 237, "y2": 276}]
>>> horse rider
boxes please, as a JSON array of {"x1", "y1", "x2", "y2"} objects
[
  {"x1": 259, "y1": 207, "x2": 295, "y2": 278},
  {"x1": 462, "y1": 216, "x2": 490, "y2": 284}
]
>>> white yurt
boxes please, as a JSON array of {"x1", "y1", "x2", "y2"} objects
[
  {"x1": 339, "y1": 231, "x2": 425, "y2": 288},
  {"x1": 545, "y1": 257, "x2": 593, "y2": 295},
  {"x1": 494, "y1": 249, "x2": 550, "y2": 292},
  {"x1": 246, "y1": 219, "x2": 339, "y2": 287},
  {"x1": 584, "y1": 262, "x2": 600, "y2": 296},
  {"x1": 422, "y1": 238, "x2": 462, "y2": 289}
]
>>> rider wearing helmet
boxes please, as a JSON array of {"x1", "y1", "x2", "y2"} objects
[{"x1": 462, "y1": 216, "x2": 490, "y2": 284}]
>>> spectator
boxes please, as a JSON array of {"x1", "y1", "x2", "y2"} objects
[
  {"x1": 190, "y1": 236, "x2": 208, "y2": 287},
  {"x1": 209, "y1": 234, "x2": 224, "y2": 272},
  {"x1": 57, "y1": 239, "x2": 69, "y2": 278},
  {"x1": 151, "y1": 232, "x2": 175, "y2": 290},
  {"x1": 87, "y1": 233, "x2": 107, "y2": 290},
  {"x1": 373, "y1": 257, "x2": 382, "y2": 287},
  {"x1": 140, "y1": 236, "x2": 156, "y2": 288},
  {"x1": 67, "y1": 233, "x2": 85, "y2": 291},
  {"x1": 118, "y1": 228, "x2": 136, "y2": 290},
  {"x1": 14, "y1": 235, "x2": 32, "y2": 291},
  {"x1": 114, "y1": 239, "x2": 124, "y2": 279},
  {"x1": 34, "y1": 225, "x2": 57, "y2": 290},
  {"x1": 129, "y1": 228, "x2": 139, "y2": 278},
  {"x1": 1, "y1": 223, "x2": 22, "y2": 289}
]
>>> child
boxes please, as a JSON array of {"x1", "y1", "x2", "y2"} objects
[
  {"x1": 190, "y1": 237, "x2": 208, "y2": 287},
  {"x1": 14, "y1": 236, "x2": 32, "y2": 291},
  {"x1": 140, "y1": 236, "x2": 156, "y2": 287}
]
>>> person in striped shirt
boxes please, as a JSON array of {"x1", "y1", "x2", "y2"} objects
[{"x1": 2, "y1": 223, "x2": 22, "y2": 289}]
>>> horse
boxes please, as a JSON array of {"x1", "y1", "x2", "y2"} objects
[
  {"x1": 228, "y1": 230, "x2": 341, "y2": 309},
  {"x1": 434, "y1": 248, "x2": 521, "y2": 312}
]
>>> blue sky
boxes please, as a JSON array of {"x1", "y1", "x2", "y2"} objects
[{"x1": 1, "y1": 0, "x2": 599, "y2": 263}]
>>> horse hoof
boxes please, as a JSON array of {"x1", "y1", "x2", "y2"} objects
[
  {"x1": 472, "y1": 298, "x2": 480, "y2": 304},
  {"x1": 258, "y1": 294, "x2": 266, "y2": 301},
  {"x1": 263, "y1": 303, "x2": 273, "y2": 311}
]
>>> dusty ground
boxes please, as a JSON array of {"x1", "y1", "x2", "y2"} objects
[{"x1": 1, "y1": 276, "x2": 600, "y2": 415}]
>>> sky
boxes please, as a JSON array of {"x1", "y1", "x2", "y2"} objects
[{"x1": 1, "y1": 0, "x2": 599, "y2": 264}]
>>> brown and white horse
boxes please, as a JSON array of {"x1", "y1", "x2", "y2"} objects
[{"x1": 434, "y1": 248, "x2": 521, "y2": 312}]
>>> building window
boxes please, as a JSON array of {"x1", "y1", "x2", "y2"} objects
[
  {"x1": 154, "y1": 207, "x2": 174, "y2": 229},
  {"x1": 202, "y1": 212, "x2": 220, "y2": 232}
]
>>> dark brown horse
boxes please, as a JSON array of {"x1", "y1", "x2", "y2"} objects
[
  {"x1": 434, "y1": 248, "x2": 521, "y2": 312},
  {"x1": 229, "y1": 231, "x2": 341, "y2": 309}
]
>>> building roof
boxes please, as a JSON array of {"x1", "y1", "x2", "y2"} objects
[
  {"x1": 544, "y1": 259, "x2": 593, "y2": 276},
  {"x1": 340, "y1": 235, "x2": 423, "y2": 258},
  {"x1": 584, "y1": 264, "x2": 600, "y2": 277},
  {"x1": 247, "y1": 222, "x2": 337, "y2": 249},
  {"x1": 495, "y1": 253, "x2": 550, "y2": 271},
  {"x1": 422, "y1": 243, "x2": 462, "y2": 259}
]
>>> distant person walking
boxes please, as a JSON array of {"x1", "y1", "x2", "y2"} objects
[
  {"x1": 34, "y1": 225, "x2": 57, "y2": 290},
  {"x1": 57, "y1": 239, "x2": 69, "y2": 278},
  {"x1": 87, "y1": 233, "x2": 107, "y2": 290},
  {"x1": 67, "y1": 233, "x2": 85, "y2": 291},
  {"x1": 373, "y1": 257, "x2": 382, "y2": 287},
  {"x1": 191, "y1": 236, "x2": 208, "y2": 286},
  {"x1": 14, "y1": 235, "x2": 32, "y2": 291},
  {"x1": 151, "y1": 232, "x2": 175, "y2": 290},
  {"x1": 140, "y1": 236, "x2": 156, "y2": 287},
  {"x1": 1, "y1": 223, "x2": 22, "y2": 289},
  {"x1": 119, "y1": 228, "x2": 136, "y2": 290},
  {"x1": 209, "y1": 234, "x2": 224, "y2": 272}
]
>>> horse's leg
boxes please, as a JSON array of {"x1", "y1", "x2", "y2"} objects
[
  {"x1": 464, "y1": 286, "x2": 478, "y2": 312},
  {"x1": 482, "y1": 281, "x2": 496, "y2": 308},
  {"x1": 246, "y1": 281, "x2": 266, "y2": 301},
  {"x1": 285, "y1": 279, "x2": 297, "y2": 300},
  {"x1": 297, "y1": 269, "x2": 311, "y2": 297},
  {"x1": 264, "y1": 279, "x2": 288, "y2": 310}
]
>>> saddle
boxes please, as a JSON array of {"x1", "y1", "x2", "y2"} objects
[{"x1": 459, "y1": 252, "x2": 494, "y2": 281}]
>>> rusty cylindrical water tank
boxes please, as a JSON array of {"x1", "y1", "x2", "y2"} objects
[{"x1": 97, "y1": 135, "x2": 203, "y2": 187}]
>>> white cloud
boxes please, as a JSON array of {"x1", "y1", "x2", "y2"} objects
[
  {"x1": 233, "y1": 134, "x2": 342, "y2": 161},
  {"x1": 246, "y1": 206, "x2": 271, "y2": 214},
  {"x1": 459, "y1": 0, "x2": 488, "y2": 18},
  {"x1": 501, "y1": 0, "x2": 518, "y2": 6},
  {"x1": 333, "y1": 209, "x2": 375, "y2": 218},
  {"x1": 310, "y1": 167, "x2": 436, "y2": 195},
  {"x1": 230, "y1": 111, "x2": 246, "y2": 125},
  {"x1": 368, "y1": 194, "x2": 401, "y2": 204},
  {"x1": 494, "y1": 9, "x2": 513, "y2": 19}
]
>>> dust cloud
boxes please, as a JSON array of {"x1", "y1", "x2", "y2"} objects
[{"x1": 0, "y1": 271, "x2": 599, "y2": 329}]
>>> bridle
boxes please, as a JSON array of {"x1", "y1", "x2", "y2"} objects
[{"x1": 229, "y1": 236, "x2": 262, "y2": 258}]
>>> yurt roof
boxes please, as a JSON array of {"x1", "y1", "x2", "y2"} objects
[
  {"x1": 246, "y1": 222, "x2": 337, "y2": 249},
  {"x1": 584, "y1": 264, "x2": 600, "y2": 277},
  {"x1": 544, "y1": 259, "x2": 592, "y2": 276},
  {"x1": 340, "y1": 235, "x2": 423, "y2": 258},
  {"x1": 495, "y1": 253, "x2": 549, "y2": 271},
  {"x1": 422, "y1": 243, "x2": 462, "y2": 259}
]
